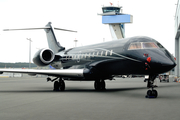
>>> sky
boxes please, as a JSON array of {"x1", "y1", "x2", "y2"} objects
[{"x1": 0, "y1": 0, "x2": 178, "y2": 63}]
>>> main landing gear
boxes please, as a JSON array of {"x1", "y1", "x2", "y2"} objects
[
  {"x1": 146, "y1": 75, "x2": 158, "y2": 98},
  {"x1": 47, "y1": 77, "x2": 65, "y2": 91},
  {"x1": 94, "y1": 80, "x2": 106, "y2": 91}
]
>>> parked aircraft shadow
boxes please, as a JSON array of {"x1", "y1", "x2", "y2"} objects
[
  {"x1": 0, "y1": 86, "x2": 147, "y2": 93},
  {"x1": 0, "y1": 83, "x2": 179, "y2": 93}
]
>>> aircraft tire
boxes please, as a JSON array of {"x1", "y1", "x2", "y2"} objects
[
  {"x1": 59, "y1": 80, "x2": 65, "y2": 91},
  {"x1": 94, "y1": 81, "x2": 101, "y2": 90},
  {"x1": 100, "y1": 80, "x2": 106, "y2": 90},
  {"x1": 147, "y1": 90, "x2": 158, "y2": 98},
  {"x1": 147, "y1": 90, "x2": 152, "y2": 96},
  {"x1": 54, "y1": 81, "x2": 59, "y2": 91},
  {"x1": 94, "y1": 80, "x2": 106, "y2": 91},
  {"x1": 152, "y1": 90, "x2": 158, "y2": 98}
]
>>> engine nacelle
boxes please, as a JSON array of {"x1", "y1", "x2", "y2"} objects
[{"x1": 33, "y1": 48, "x2": 55, "y2": 66}]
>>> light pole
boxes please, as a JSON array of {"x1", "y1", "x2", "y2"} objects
[
  {"x1": 74, "y1": 39, "x2": 78, "y2": 47},
  {"x1": 26, "y1": 38, "x2": 32, "y2": 69}
]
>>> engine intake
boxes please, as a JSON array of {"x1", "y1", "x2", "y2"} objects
[{"x1": 33, "y1": 48, "x2": 55, "y2": 66}]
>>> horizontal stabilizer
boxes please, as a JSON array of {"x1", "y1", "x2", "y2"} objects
[
  {"x1": 54, "y1": 27, "x2": 77, "y2": 32},
  {"x1": 4, "y1": 27, "x2": 77, "y2": 32},
  {"x1": 3, "y1": 27, "x2": 50, "y2": 31}
]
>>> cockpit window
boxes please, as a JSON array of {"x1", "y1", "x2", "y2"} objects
[
  {"x1": 128, "y1": 42, "x2": 141, "y2": 50},
  {"x1": 142, "y1": 42, "x2": 158, "y2": 49},
  {"x1": 128, "y1": 42, "x2": 158, "y2": 50},
  {"x1": 156, "y1": 42, "x2": 164, "y2": 48}
]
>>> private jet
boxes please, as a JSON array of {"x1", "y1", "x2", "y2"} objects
[{"x1": 0, "y1": 22, "x2": 176, "y2": 98}]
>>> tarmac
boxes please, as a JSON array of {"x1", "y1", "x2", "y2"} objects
[{"x1": 0, "y1": 77, "x2": 180, "y2": 120}]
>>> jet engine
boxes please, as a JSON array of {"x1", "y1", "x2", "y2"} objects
[{"x1": 33, "y1": 48, "x2": 55, "y2": 66}]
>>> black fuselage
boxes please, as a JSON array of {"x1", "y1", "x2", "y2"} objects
[{"x1": 51, "y1": 36, "x2": 176, "y2": 80}]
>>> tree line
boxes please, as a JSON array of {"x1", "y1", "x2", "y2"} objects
[{"x1": 0, "y1": 62, "x2": 37, "y2": 68}]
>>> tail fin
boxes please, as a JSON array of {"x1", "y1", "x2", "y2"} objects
[
  {"x1": 44, "y1": 22, "x2": 65, "y2": 53},
  {"x1": 4, "y1": 22, "x2": 77, "y2": 53}
]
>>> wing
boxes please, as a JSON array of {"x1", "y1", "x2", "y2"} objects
[{"x1": 0, "y1": 69, "x2": 84, "y2": 78}]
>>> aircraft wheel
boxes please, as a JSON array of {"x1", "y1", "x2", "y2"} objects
[
  {"x1": 146, "y1": 90, "x2": 158, "y2": 98},
  {"x1": 94, "y1": 80, "x2": 101, "y2": 90},
  {"x1": 152, "y1": 90, "x2": 158, "y2": 98},
  {"x1": 147, "y1": 90, "x2": 152, "y2": 96},
  {"x1": 59, "y1": 80, "x2": 65, "y2": 91},
  {"x1": 100, "y1": 80, "x2": 106, "y2": 90},
  {"x1": 53, "y1": 81, "x2": 59, "y2": 91},
  {"x1": 94, "y1": 80, "x2": 106, "y2": 91}
]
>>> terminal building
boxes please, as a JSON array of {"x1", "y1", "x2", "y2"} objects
[{"x1": 175, "y1": 0, "x2": 180, "y2": 77}]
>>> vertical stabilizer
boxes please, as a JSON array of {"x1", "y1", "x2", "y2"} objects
[{"x1": 44, "y1": 22, "x2": 65, "y2": 53}]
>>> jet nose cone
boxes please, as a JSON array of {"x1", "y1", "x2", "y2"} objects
[
  {"x1": 161, "y1": 61, "x2": 176, "y2": 69},
  {"x1": 150, "y1": 55, "x2": 176, "y2": 74},
  {"x1": 146, "y1": 48, "x2": 176, "y2": 74},
  {"x1": 160, "y1": 60, "x2": 176, "y2": 73}
]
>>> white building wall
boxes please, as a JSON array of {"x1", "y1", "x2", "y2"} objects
[
  {"x1": 175, "y1": 0, "x2": 180, "y2": 33},
  {"x1": 175, "y1": 0, "x2": 180, "y2": 77}
]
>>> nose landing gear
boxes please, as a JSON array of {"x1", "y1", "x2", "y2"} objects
[{"x1": 146, "y1": 74, "x2": 158, "y2": 98}]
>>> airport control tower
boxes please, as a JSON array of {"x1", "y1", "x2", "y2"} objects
[{"x1": 99, "y1": 4, "x2": 133, "y2": 40}]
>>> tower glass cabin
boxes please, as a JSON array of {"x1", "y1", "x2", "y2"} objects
[{"x1": 102, "y1": 6, "x2": 121, "y2": 13}]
